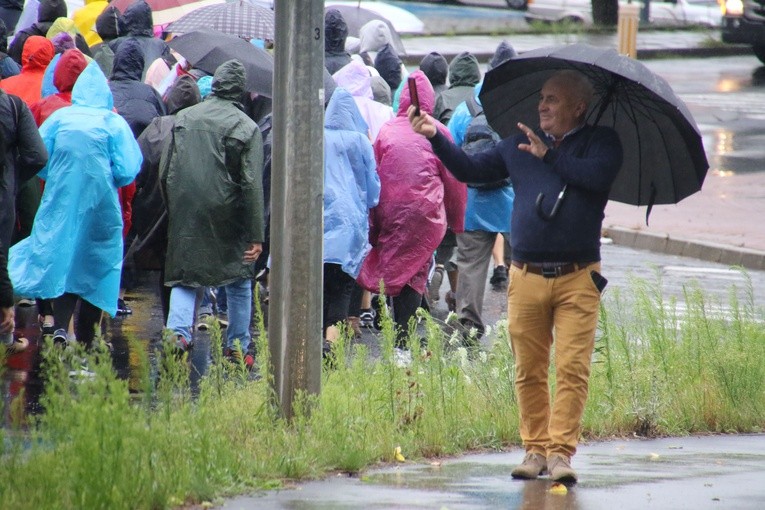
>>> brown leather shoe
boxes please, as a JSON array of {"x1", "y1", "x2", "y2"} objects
[
  {"x1": 511, "y1": 452, "x2": 547, "y2": 479},
  {"x1": 547, "y1": 454, "x2": 578, "y2": 484}
]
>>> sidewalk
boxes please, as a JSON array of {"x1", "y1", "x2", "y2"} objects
[{"x1": 221, "y1": 434, "x2": 765, "y2": 509}]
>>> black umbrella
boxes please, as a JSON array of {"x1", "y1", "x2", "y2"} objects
[
  {"x1": 324, "y1": 4, "x2": 407, "y2": 56},
  {"x1": 168, "y1": 30, "x2": 273, "y2": 97},
  {"x1": 166, "y1": 1, "x2": 275, "y2": 41},
  {"x1": 480, "y1": 43, "x2": 709, "y2": 214}
]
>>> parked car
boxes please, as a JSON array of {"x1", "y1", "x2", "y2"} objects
[
  {"x1": 525, "y1": 0, "x2": 723, "y2": 27},
  {"x1": 721, "y1": 0, "x2": 765, "y2": 63}
]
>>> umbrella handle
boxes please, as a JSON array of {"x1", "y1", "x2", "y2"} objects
[{"x1": 535, "y1": 185, "x2": 567, "y2": 221}]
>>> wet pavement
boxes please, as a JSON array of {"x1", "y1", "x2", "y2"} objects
[{"x1": 220, "y1": 434, "x2": 765, "y2": 509}]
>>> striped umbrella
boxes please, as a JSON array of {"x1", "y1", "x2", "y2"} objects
[
  {"x1": 111, "y1": 0, "x2": 225, "y2": 26},
  {"x1": 166, "y1": 1, "x2": 275, "y2": 40}
]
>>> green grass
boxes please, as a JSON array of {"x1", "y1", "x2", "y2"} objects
[{"x1": 1, "y1": 274, "x2": 764, "y2": 509}]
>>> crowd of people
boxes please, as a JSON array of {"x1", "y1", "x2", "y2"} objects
[{"x1": 2, "y1": 1, "x2": 623, "y2": 484}]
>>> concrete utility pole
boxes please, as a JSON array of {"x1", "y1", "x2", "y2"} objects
[{"x1": 268, "y1": 0, "x2": 324, "y2": 419}]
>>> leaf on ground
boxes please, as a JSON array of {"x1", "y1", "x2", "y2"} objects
[{"x1": 549, "y1": 482, "x2": 568, "y2": 495}]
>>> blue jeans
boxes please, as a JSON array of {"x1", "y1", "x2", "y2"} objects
[{"x1": 167, "y1": 279, "x2": 252, "y2": 351}]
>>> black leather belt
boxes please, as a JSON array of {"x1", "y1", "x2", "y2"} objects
[{"x1": 511, "y1": 260, "x2": 591, "y2": 278}]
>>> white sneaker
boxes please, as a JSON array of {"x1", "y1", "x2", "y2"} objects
[{"x1": 393, "y1": 348, "x2": 412, "y2": 368}]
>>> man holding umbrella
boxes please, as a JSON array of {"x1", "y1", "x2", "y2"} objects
[{"x1": 409, "y1": 69, "x2": 623, "y2": 484}]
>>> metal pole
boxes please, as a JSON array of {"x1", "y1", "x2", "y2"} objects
[{"x1": 269, "y1": 0, "x2": 324, "y2": 419}]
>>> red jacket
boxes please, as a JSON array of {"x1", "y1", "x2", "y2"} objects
[{"x1": 0, "y1": 36, "x2": 55, "y2": 105}]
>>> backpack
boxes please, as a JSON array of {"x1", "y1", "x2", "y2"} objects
[{"x1": 462, "y1": 95, "x2": 511, "y2": 191}]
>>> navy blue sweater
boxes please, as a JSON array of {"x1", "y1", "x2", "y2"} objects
[{"x1": 429, "y1": 125, "x2": 623, "y2": 263}]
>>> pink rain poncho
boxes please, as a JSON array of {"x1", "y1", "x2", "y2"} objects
[
  {"x1": 357, "y1": 70, "x2": 466, "y2": 297},
  {"x1": 332, "y1": 59, "x2": 394, "y2": 142}
]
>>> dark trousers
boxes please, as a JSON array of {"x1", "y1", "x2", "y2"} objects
[
  {"x1": 53, "y1": 293, "x2": 103, "y2": 348},
  {"x1": 392, "y1": 284, "x2": 423, "y2": 347},
  {"x1": 322, "y1": 263, "x2": 355, "y2": 334}
]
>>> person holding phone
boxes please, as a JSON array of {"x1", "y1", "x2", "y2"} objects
[
  {"x1": 356, "y1": 70, "x2": 466, "y2": 353},
  {"x1": 408, "y1": 70, "x2": 622, "y2": 484}
]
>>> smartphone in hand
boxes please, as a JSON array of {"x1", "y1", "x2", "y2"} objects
[{"x1": 408, "y1": 76, "x2": 420, "y2": 117}]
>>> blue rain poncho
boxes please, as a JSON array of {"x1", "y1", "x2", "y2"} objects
[
  {"x1": 323, "y1": 87, "x2": 380, "y2": 278},
  {"x1": 9, "y1": 62, "x2": 142, "y2": 317}
]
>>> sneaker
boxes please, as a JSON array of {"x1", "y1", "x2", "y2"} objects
[
  {"x1": 217, "y1": 313, "x2": 229, "y2": 329},
  {"x1": 511, "y1": 452, "x2": 548, "y2": 480},
  {"x1": 547, "y1": 454, "x2": 578, "y2": 484},
  {"x1": 2, "y1": 336, "x2": 29, "y2": 355},
  {"x1": 174, "y1": 335, "x2": 191, "y2": 354},
  {"x1": 41, "y1": 322, "x2": 55, "y2": 336},
  {"x1": 358, "y1": 308, "x2": 375, "y2": 328},
  {"x1": 116, "y1": 298, "x2": 133, "y2": 317},
  {"x1": 224, "y1": 347, "x2": 254, "y2": 369},
  {"x1": 490, "y1": 265, "x2": 508, "y2": 291},
  {"x1": 68, "y1": 357, "x2": 96, "y2": 379},
  {"x1": 16, "y1": 298, "x2": 35, "y2": 307},
  {"x1": 428, "y1": 266, "x2": 444, "y2": 303},
  {"x1": 52, "y1": 328, "x2": 68, "y2": 346},
  {"x1": 196, "y1": 313, "x2": 212, "y2": 331},
  {"x1": 393, "y1": 348, "x2": 412, "y2": 368}
]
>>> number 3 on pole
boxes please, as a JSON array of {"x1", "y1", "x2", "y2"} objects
[{"x1": 314, "y1": 27, "x2": 320, "y2": 40}]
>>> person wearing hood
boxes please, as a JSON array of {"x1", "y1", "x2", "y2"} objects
[
  {"x1": 427, "y1": 51, "x2": 482, "y2": 311},
  {"x1": 9, "y1": 0, "x2": 91, "y2": 65},
  {"x1": 321, "y1": 87, "x2": 380, "y2": 354},
  {"x1": 90, "y1": 5, "x2": 123, "y2": 77},
  {"x1": 433, "y1": 51, "x2": 481, "y2": 126},
  {"x1": 109, "y1": 0, "x2": 170, "y2": 80},
  {"x1": 109, "y1": 37, "x2": 165, "y2": 138},
  {"x1": 1, "y1": 35, "x2": 54, "y2": 104},
  {"x1": 356, "y1": 70, "x2": 466, "y2": 350},
  {"x1": 419, "y1": 52, "x2": 448, "y2": 98},
  {"x1": 444, "y1": 40, "x2": 518, "y2": 345},
  {"x1": 324, "y1": 9, "x2": 351, "y2": 75},
  {"x1": 332, "y1": 59, "x2": 393, "y2": 142},
  {"x1": 72, "y1": 0, "x2": 108, "y2": 47},
  {"x1": 0, "y1": 19, "x2": 20, "y2": 79},
  {"x1": 357, "y1": 19, "x2": 393, "y2": 67},
  {"x1": 30, "y1": 48, "x2": 87, "y2": 128},
  {"x1": 9, "y1": 61, "x2": 142, "y2": 348},
  {"x1": 0, "y1": 0, "x2": 23, "y2": 35},
  {"x1": 129, "y1": 75, "x2": 201, "y2": 321},
  {"x1": 374, "y1": 43, "x2": 404, "y2": 97},
  {"x1": 160, "y1": 59, "x2": 264, "y2": 367}
]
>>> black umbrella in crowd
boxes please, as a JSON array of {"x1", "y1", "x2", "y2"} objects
[
  {"x1": 168, "y1": 30, "x2": 274, "y2": 97},
  {"x1": 480, "y1": 43, "x2": 709, "y2": 216},
  {"x1": 166, "y1": 1, "x2": 275, "y2": 41}
]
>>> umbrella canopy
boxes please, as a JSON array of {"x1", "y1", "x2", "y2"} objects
[
  {"x1": 324, "y1": 4, "x2": 406, "y2": 56},
  {"x1": 168, "y1": 30, "x2": 273, "y2": 96},
  {"x1": 480, "y1": 43, "x2": 709, "y2": 208},
  {"x1": 111, "y1": 0, "x2": 224, "y2": 26},
  {"x1": 166, "y1": 1, "x2": 275, "y2": 40}
]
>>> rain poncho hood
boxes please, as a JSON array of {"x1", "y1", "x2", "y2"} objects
[
  {"x1": 165, "y1": 74, "x2": 200, "y2": 114},
  {"x1": 109, "y1": 37, "x2": 165, "y2": 137},
  {"x1": 370, "y1": 75, "x2": 391, "y2": 106},
  {"x1": 323, "y1": 87, "x2": 380, "y2": 277},
  {"x1": 374, "y1": 44, "x2": 402, "y2": 93},
  {"x1": 108, "y1": 0, "x2": 169, "y2": 80},
  {"x1": 31, "y1": 49, "x2": 87, "y2": 125},
  {"x1": 38, "y1": 0, "x2": 66, "y2": 24},
  {"x1": 95, "y1": 4, "x2": 123, "y2": 41},
  {"x1": 9, "y1": 62, "x2": 142, "y2": 316},
  {"x1": 46, "y1": 16, "x2": 79, "y2": 40},
  {"x1": 489, "y1": 40, "x2": 517, "y2": 70},
  {"x1": 1, "y1": 35, "x2": 54, "y2": 104},
  {"x1": 358, "y1": 20, "x2": 391, "y2": 55},
  {"x1": 332, "y1": 59, "x2": 393, "y2": 141},
  {"x1": 121, "y1": 0, "x2": 154, "y2": 38},
  {"x1": 324, "y1": 9, "x2": 351, "y2": 75},
  {"x1": 419, "y1": 51, "x2": 448, "y2": 93},
  {"x1": 433, "y1": 51, "x2": 480, "y2": 124},
  {"x1": 211, "y1": 59, "x2": 245, "y2": 101},
  {"x1": 357, "y1": 71, "x2": 466, "y2": 296}
]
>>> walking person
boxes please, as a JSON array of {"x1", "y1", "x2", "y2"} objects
[
  {"x1": 408, "y1": 70, "x2": 623, "y2": 483},
  {"x1": 357, "y1": 70, "x2": 466, "y2": 351},
  {"x1": 321, "y1": 87, "x2": 380, "y2": 352},
  {"x1": 160, "y1": 59, "x2": 264, "y2": 368},
  {"x1": 9, "y1": 61, "x2": 141, "y2": 348}
]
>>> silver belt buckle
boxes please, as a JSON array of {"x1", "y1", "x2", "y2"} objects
[{"x1": 541, "y1": 266, "x2": 561, "y2": 278}]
